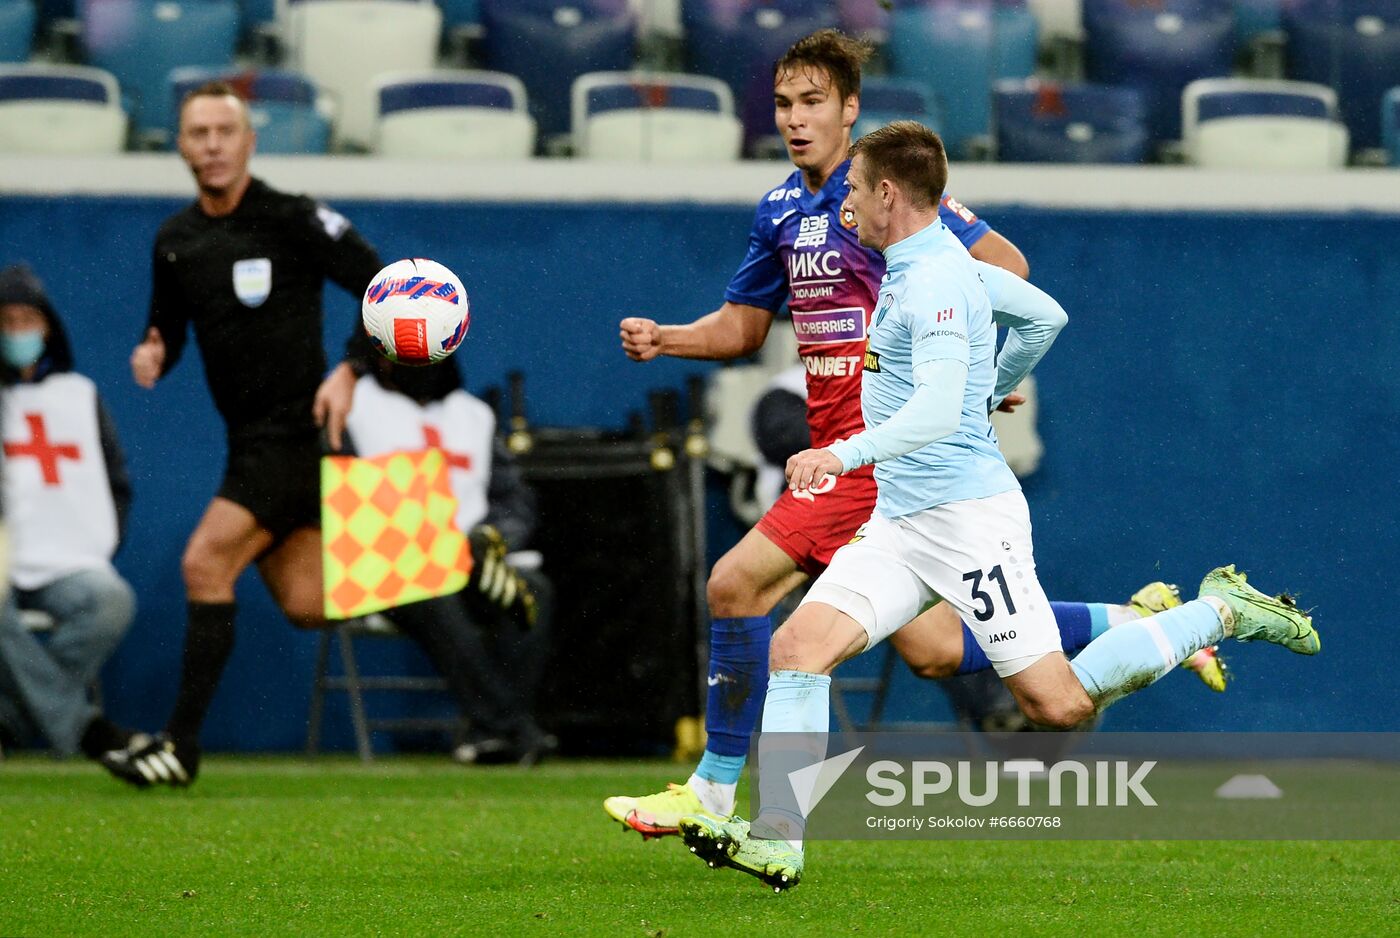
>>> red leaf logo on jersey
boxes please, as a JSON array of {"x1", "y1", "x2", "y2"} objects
[{"x1": 936, "y1": 308, "x2": 954, "y2": 322}]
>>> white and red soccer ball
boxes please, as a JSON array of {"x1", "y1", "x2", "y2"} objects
[{"x1": 361, "y1": 258, "x2": 469, "y2": 365}]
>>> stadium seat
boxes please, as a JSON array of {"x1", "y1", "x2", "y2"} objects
[
  {"x1": 373, "y1": 70, "x2": 536, "y2": 158},
  {"x1": 1026, "y1": 0, "x2": 1081, "y2": 40},
  {"x1": 1233, "y1": 0, "x2": 1280, "y2": 43},
  {"x1": 853, "y1": 77, "x2": 940, "y2": 139},
  {"x1": 837, "y1": 0, "x2": 889, "y2": 37},
  {"x1": 1285, "y1": 1, "x2": 1400, "y2": 151},
  {"x1": 571, "y1": 70, "x2": 741, "y2": 160},
  {"x1": 82, "y1": 0, "x2": 238, "y2": 141},
  {"x1": 1181, "y1": 78, "x2": 1348, "y2": 169},
  {"x1": 438, "y1": 0, "x2": 481, "y2": 31},
  {"x1": 888, "y1": 1, "x2": 1039, "y2": 159},
  {"x1": 1384, "y1": 87, "x2": 1400, "y2": 165},
  {"x1": 994, "y1": 79, "x2": 1148, "y2": 163},
  {"x1": 0, "y1": 0, "x2": 36, "y2": 63},
  {"x1": 170, "y1": 67, "x2": 331, "y2": 154},
  {"x1": 682, "y1": 0, "x2": 839, "y2": 151},
  {"x1": 480, "y1": 0, "x2": 635, "y2": 142},
  {"x1": 1082, "y1": 0, "x2": 1235, "y2": 144},
  {"x1": 0, "y1": 64, "x2": 126, "y2": 153},
  {"x1": 284, "y1": 0, "x2": 442, "y2": 150}
]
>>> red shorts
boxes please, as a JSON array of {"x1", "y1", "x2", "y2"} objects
[{"x1": 754, "y1": 469, "x2": 878, "y2": 577}]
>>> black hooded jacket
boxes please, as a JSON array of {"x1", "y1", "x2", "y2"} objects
[{"x1": 0, "y1": 264, "x2": 132, "y2": 543}]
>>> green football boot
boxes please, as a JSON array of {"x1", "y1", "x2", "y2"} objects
[
  {"x1": 1198, "y1": 565, "x2": 1320, "y2": 655},
  {"x1": 603, "y1": 782, "x2": 721, "y2": 839},
  {"x1": 679, "y1": 814, "x2": 804, "y2": 892},
  {"x1": 1130, "y1": 580, "x2": 1229, "y2": 691}
]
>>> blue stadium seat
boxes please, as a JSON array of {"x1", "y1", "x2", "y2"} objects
[
  {"x1": 438, "y1": 0, "x2": 481, "y2": 31},
  {"x1": 82, "y1": 0, "x2": 239, "y2": 140},
  {"x1": 1082, "y1": 0, "x2": 1234, "y2": 143},
  {"x1": 572, "y1": 71, "x2": 742, "y2": 160},
  {"x1": 888, "y1": 1, "x2": 1039, "y2": 158},
  {"x1": 0, "y1": 63, "x2": 126, "y2": 153},
  {"x1": 1233, "y1": 0, "x2": 1280, "y2": 43},
  {"x1": 682, "y1": 0, "x2": 839, "y2": 149},
  {"x1": 0, "y1": 0, "x2": 37, "y2": 63},
  {"x1": 373, "y1": 70, "x2": 536, "y2": 157},
  {"x1": 993, "y1": 79, "x2": 1147, "y2": 163},
  {"x1": 240, "y1": 0, "x2": 276, "y2": 34},
  {"x1": 170, "y1": 68, "x2": 330, "y2": 153},
  {"x1": 1181, "y1": 77, "x2": 1347, "y2": 168},
  {"x1": 1385, "y1": 86, "x2": 1400, "y2": 165},
  {"x1": 854, "y1": 77, "x2": 940, "y2": 138},
  {"x1": 1285, "y1": 1, "x2": 1400, "y2": 151},
  {"x1": 480, "y1": 0, "x2": 634, "y2": 140}
]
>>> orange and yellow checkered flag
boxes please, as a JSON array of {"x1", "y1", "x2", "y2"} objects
[{"x1": 321, "y1": 448, "x2": 473, "y2": 620}]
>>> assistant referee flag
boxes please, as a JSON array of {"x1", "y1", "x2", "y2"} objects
[{"x1": 321, "y1": 448, "x2": 473, "y2": 619}]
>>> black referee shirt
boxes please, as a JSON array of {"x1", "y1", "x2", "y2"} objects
[{"x1": 146, "y1": 177, "x2": 381, "y2": 436}]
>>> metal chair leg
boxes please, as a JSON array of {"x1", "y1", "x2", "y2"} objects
[
  {"x1": 306, "y1": 628, "x2": 332, "y2": 755},
  {"x1": 336, "y1": 625, "x2": 374, "y2": 763}
]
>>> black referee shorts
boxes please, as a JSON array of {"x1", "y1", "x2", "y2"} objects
[{"x1": 218, "y1": 429, "x2": 322, "y2": 542}]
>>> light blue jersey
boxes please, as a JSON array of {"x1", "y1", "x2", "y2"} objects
[{"x1": 861, "y1": 219, "x2": 1019, "y2": 517}]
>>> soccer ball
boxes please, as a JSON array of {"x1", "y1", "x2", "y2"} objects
[{"x1": 361, "y1": 258, "x2": 470, "y2": 365}]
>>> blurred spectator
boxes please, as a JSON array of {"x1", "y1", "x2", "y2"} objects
[
  {"x1": 0, "y1": 263, "x2": 138, "y2": 761},
  {"x1": 346, "y1": 356, "x2": 555, "y2": 765}
]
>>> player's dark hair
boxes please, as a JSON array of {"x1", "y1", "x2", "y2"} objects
[
  {"x1": 774, "y1": 28, "x2": 873, "y2": 102},
  {"x1": 178, "y1": 80, "x2": 250, "y2": 127},
  {"x1": 849, "y1": 121, "x2": 948, "y2": 211}
]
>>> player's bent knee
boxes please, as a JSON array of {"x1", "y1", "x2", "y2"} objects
[
  {"x1": 903, "y1": 655, "x2": 958, "y2": 681},
  {"x1": 1017, "y1": 693, "x2": 1095, "y2": 729},
  {"x1": 706, "y1": 554, "x2": 764, "y2": 617},
  {"x1": 181, "y1": 545, "x2": 235, "y2": 597}
]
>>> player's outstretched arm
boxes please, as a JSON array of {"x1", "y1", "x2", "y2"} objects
[
  {"x1": 620, "y1": 302, "x2": 773, "y2": 363},
  {"x1": 978, "y1": 261, "x2": 1068, "y2": 409}
]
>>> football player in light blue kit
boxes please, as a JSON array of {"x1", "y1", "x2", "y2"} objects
[{"x1": 680, "y1": 122, "x2": 1321, "y2": 892}]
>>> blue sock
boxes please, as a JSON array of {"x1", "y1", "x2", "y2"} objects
[
  {"x1": 955, "y1": 623, "x2": 992, "y2": 674},
  {"x1": 1052, "y1": 601, "x2": 1095, "y2": 653},
  {"x1": 1070, "y1": 600, "x2": 1225, "y2": 709},
  {"x1": 696, "y1": 616, "x2": 771, "y2": 784},
  {"x1": 955, "y1": 603, "x2": 1097, "y2": 675},
  {"x1": 755, "y1": 670, "x2": 831, "y2": 844}
]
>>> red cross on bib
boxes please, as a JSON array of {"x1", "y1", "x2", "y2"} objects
[
  {"x1": 422, "y1": 425, "x2": 471, "y2": 471},
  {"x1": 4, "y1": 413, "x2": 81, "y2": 485}
]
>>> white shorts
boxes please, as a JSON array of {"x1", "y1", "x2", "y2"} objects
[{"x1": 798, "y1": 490, "x2": 1061, "y2": 677}]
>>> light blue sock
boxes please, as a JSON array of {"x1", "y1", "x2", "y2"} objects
[
  {"x1": 695, "y1": 750, "x2": 746, "y2": 785},
  {"x1": 1070, "y1": 600, "x2": 1226, "y2": 709},
  {"x1": 1086, "y1": 602, "x2": 1113, "y2": 639},
  {"x1": 754, "y1": 670, "x2": 830, "y2": 846}
]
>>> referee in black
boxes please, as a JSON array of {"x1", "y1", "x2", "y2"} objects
[{"x1": 103, "y1": 82, "x2": 382, "y2": 786}]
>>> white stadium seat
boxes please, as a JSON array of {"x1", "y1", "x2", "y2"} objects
[
  {"x1": 572, "y1": 71, "x2": 742, "y2": 162},
  {"x1": 284, "y1": 0, "x2": 441, "y2": 149},
  {"x1": 373, "y1": 70, "x2": 536, "y2": 159},
  {"x1": 0, "y1": 64, "x2": 126, "y2": 154},
  {"x1": 1183, "y1": 78, "x2": 1349, "y2": 170}
]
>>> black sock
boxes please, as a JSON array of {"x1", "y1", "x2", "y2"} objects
[
  {"x1": 80, "y1": 715, "x2": 130, "y2": 759},
  {"x1": 164, "y1": 601, "x2": 236, "y2": 744}
]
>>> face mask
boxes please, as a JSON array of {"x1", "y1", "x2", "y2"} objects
[{"x1": 1, "y1": 329, "x2": 45, "y2": 370}]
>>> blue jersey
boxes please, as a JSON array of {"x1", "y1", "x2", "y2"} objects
[
  {"x1": 862, "y1": 219, "x2": 1019, "y2": 518},
  {"x1": 721, "y1": 159, "x2": 992, "y2": 450}
]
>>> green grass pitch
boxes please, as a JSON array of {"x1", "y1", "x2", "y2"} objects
[{"x1": 2, "y1": 757, "x2": 1394, "y2": 936}]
